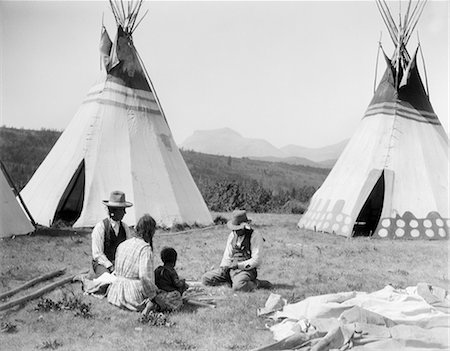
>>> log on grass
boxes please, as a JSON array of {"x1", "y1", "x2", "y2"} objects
[
  {"x1": 0, "y1": 273, "x2": 82, "y2": 312},
  {"x1": 0, "y1": 268, "x2": 67, "y2": 301},
  {"x1": 184, "y1": 298, "x2": 216, "y2": 309}
]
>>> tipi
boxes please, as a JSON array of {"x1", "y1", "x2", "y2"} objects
[
  {"x1": 1, "y1": 164, "x2": 34, "y2": 237},
  {"x1": 21, "y1": 1, "x2": 212, "y2": 228},
  {"x1": 298, "y1": 0, "x2": 449, "y2": 239}
]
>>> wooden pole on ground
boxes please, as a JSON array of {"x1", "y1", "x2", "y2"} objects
[
  {"x1": 0, "y1": 268, "x2": 66, "y2": 301},
  {"x1": 0, "y1": 270, "x2": 88, "y2": 312},
  {"x1": 183, "y1": 299, "x2": 216, "y2": 309}
]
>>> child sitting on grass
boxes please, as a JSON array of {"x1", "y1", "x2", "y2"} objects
[{"x1": 155, "y1": 247, "x2": 189, "y2": 295}]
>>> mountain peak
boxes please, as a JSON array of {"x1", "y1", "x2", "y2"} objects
[{"x1": 181, "y1": 128, "x2": 347, "y2": 163}]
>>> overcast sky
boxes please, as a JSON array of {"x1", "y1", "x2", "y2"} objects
[{"x1": 0, "y1": 0, "x2": 448, "y2": 148}]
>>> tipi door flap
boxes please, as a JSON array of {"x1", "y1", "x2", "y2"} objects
[
  {"x1": 350, "y1": 168, "x2": 384, "y2": 235},
  {"x1": 377, "y1": 169, "x2": 394, "y2": 220},
  {"x1": 53, "y1": 160, "x2": 85, "y2": 224}
]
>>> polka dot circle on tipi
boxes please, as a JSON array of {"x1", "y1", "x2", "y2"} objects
[
  {"x1": 446, "y1": 219, "x2": 450, "y2": 227},
  {"x1": 436, "y1": 218, "x2": 444, "y2": 227},
  {"x1": 395, "y1": 228, "x2": 405, "y2": 237},
  {"x1": 411, "y1": 229, "x2": 420, "y2": 237},
  {"x1": 381, "y1": 219, "x2": 391, "y2": 227},
  {"x1": 342, "y1": 225, "x2": 349, "y2": 234},
  {"x1": 410, "y1": 220, "x2": 418, "y2": 228},
  {"x1": 323, "y1": 222, "x2": 330, "y2": 229},
  {"x1": 344, "y1": 217, "x2": 351, "y2": 225},
  {"x1": 336, "y1": 214, "x2": 343, "y2": 222},
  {"x1": 423, "y1": 220, "x2": 432, "y2": 228},
  {"x1": 396, "y1": 219, "x2": 405, "y2": 227},
  {"x1": 425, "y1": 229, "x2": 434, "y2": 238},
  {"x1": 378, "y1": 228, "x2": 388, "y2": 237},
  {"x1": 332, "y1": 223, "x2": 340, "y2": 232},
  {"x1": 438, "y1": 228, "x2": 447, "y2": 237}
]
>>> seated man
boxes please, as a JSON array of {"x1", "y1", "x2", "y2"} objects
[
  {"x1": 202, "y1": 210, "x2": 272, "y2": 292},
  {"x1": 91, "y1": 190, "x2": 133, "y2": 278}
]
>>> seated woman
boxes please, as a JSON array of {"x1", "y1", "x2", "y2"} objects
[{"x1": 107, "y1": 214, "x2": 182, "y2": 312}]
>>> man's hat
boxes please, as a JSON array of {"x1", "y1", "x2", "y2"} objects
[
  {"x1": 227, "y1": 209, "x2": 252, "y2": 230},
  {"x1": 102, "y1": 190, "x2": 133, "y2": 208}
]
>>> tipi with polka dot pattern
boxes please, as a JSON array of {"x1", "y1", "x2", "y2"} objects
[{"x1": 299, "y1": 0, "x2": 449, "y2": 239}]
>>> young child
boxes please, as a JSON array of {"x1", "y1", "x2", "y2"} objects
[{"x1": 154, "y1": 247, "x2": 189, "y2": 294}]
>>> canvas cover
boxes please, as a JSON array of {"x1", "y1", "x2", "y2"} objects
[
  {"x1": 21, "y1": 25, "x2": 212, "y2": 228},
  {"x1": 258, "y1": 284, "x2": 449, "y2": 350},
  {"x1": 0, "y1": 168, "x2": 34, "y2": 237},
  {"x1": 299, "y1": 50, "x2": 449, "y2": 239}
]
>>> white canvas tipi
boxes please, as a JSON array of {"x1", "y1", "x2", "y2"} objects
[
  {"x1": 1, "y1": 165, "x2": 34, "y2": 237},
  {"x1": 21, "y1": 1, "x2": 212, "y2": 228},
  {"x1": 299, "y1": 0, "x2": 449, "y2": 239}
]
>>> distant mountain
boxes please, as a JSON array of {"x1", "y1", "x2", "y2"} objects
[
  {"x1": 281, "y1": 139, "x2": 349, "y2": 162},
  {"x1": 181, "y1": 128, "x2": 348, "y2": 164},
  {"x1": 181, "y1": 128, "x2": 284, "y2": 158}
]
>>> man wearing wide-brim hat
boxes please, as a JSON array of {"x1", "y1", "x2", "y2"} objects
[
  {"x1": 201, "y1": 209, "x2": 272, "y2": 292},
  {"x1": 91, "y1": 190, "x2": 133, "y2": 278}
]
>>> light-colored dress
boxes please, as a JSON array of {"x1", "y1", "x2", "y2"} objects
[{"x1": 107, "y1": 237, "x2": 157, "y2": 311}]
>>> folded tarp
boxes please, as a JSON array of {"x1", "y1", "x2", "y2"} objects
[{"x1": 255, "y1": 283, "x2": 449, "y2": 351}]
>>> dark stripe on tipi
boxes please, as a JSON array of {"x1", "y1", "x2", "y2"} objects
[
  {"x1": 364, "y1": 49, "x2": 439, "y2": 125},
  {"x1": 86, "y1": 86, "x2": 156, "y2": 104},
  {"x1": 82, "y1": 97, "x2": 162, "y2": 115},
  {"x1": 107, "y1": 26, "x2": 151, "y2": 92}
]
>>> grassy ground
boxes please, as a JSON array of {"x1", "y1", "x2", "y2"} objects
[{"x1": 1, "y1": 212, "x2": 448, "y2": 350}]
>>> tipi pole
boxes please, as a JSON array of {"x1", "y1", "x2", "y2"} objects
[
  {"x1": 405, "y1": 0, "x2": 427, "y2": 44},
  {"x1": 0, "y1": 160, "x2": 36, "y2": 227},
  {"x1": 373, "y1": 35, "x2": 382, "y2": 94},
  {"x1": 375, "y1": 0, "x2": 397, "y2": 45}
]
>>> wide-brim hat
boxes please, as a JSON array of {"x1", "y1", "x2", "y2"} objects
[
  {"x1": 227, "y1": 209, "x2": 252, "y2": 230},
  {"x1": 102, "y1": 190, "x2": 133, "y2": 208}
]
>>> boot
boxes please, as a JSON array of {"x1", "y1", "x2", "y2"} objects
[{"x1": 256, "y1": 279, "x2": 273, "y2": 289}]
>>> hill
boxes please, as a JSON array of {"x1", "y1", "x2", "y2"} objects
[
  {"x1": 0, "y1": 126, "x2": 329, "y2": 213},
  {"x1": 181, "y1": 127, "x2": 347, "y2": 164},
  {"x1": 281, "y1": 139, "x2": 349, "y2": 162},
  {"x1": 181, "y1": 128, "x2": 284, "y2": 158}
]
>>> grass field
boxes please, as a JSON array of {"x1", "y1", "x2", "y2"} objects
[{"x1": 1, "y1": 212, "x2": 448, "y2": 350}]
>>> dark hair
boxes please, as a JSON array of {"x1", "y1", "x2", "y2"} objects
[
  {"x1": 160, "y1": 247, "x2": 177, "y2": 265},
  {"x1": 135, "y1": 214, "x2": 156, "y2": 250}
]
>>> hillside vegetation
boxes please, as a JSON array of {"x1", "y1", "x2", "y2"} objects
[{"x1": 0, "y1": 126, "x2": 329, "y2": 213}]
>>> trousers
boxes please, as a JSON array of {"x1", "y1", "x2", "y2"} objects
[{"x1": 201, "y1": 267, "x2": 257, "y2": 292}]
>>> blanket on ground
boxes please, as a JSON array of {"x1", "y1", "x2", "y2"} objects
[{"x1": 255, "y1": 283, "x2": 449, "y2": 351}]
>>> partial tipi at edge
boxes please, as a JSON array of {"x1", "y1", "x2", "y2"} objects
[
  {"x1": 1, "y1": 164, "x2": 34, "y2": 237},
  {"x1": 21, "y1": 0, "x2": 212, "y2": 228},
  {"x1": 298, "y1": 0, "x2": 449, "y2": 239}
]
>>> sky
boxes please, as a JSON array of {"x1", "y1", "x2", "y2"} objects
[{"x1": 0, "y1": 0, "x2": 448, "y2": 148}]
